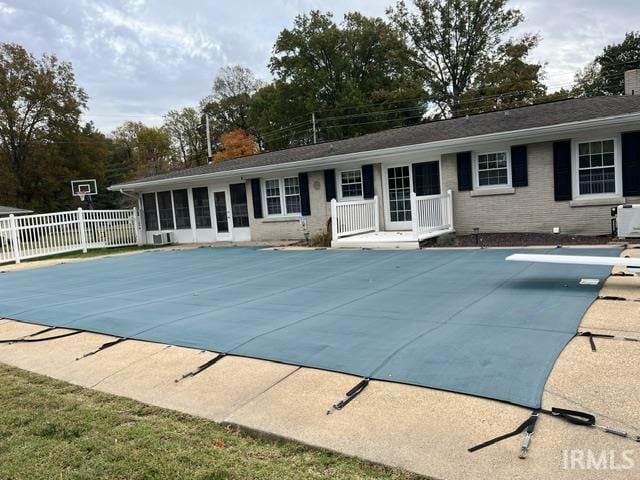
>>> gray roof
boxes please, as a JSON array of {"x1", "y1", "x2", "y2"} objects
[
  {"x1": 0, "y1": 205, "x2": 33, "y2": 216},
  {"x1": 116, "y1": 95, "x2": 640, "y2": 187}
]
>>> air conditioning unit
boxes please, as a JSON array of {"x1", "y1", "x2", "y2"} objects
[
  {"x1": 616, "y1": 204, "x2": 640, "y2": 238},
  {"x1": 152, "y1": 232, "x2": 174, "y2": 245}
]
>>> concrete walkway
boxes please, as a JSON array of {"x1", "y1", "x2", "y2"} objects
[{"x1": 1, "y1": 248, "x2": 639, "y2": 479}]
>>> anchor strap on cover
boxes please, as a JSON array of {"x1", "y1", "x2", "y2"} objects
[
  {"x1": 541, "y1": 407, "x2": 594, "y2": 426},
  {"x1": 579, "y1": 331, "x2": 639, "y2": 352},
  {"x1": 76, "y1": 337, "x2": 128, "y2": 360},
  {"x1": 0, "y1": 329, "x2": 81, "y2": 344},
  {"x1": 541, "y1": 407, "x2": 640, "y2": 442},
  {"x1": 0, "y1": 326, "x2": 57, "y2": 344},
  {"x1": 327, "y1": 378, "x2": 370, "y2": 414},
  {"x1": 174, "y1": 353, "x2": 226, "y2": 383},
  {"x1": 470, "y1": 407, "x2": 640, "y2": 454},
  {"x1": 468, "y1": 410, "x2": 539, "y2": 453}
]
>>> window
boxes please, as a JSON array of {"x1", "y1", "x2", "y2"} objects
[
  {"x1": 339, "y1": 169, "x2": 363, "y2": 199},
  {"x1": 157, "y1": 191, "x2": 174, "y2": 230},
  {"x1": 263, "y1": 177, "x2": 301, "y2": 216},
  {"x1": 477, "y1": 152, "x2": 509, "y2": 187},
  {"x1": 230, "y1": 183, "x2": 250, "y2": 228},
  {"x1": 284, "y1": 177, "x2": 301, "y2": 214},
  {"x1": 172, "y1": 189, "x2": 191, "y2": 229},
  {"x1": 213, "y1": 191, "x2": 228, "y2": 232},
  {"x1": 578, "y1": 139, "x2": 616, "y2": 195},
  {"x1": 192, "y1": 187, "x2": 212, "y2": 229},
  {"x1": 142, "y1": 193, "x2": 158, "y2": 231},
  {"x1": 265, "y1": 179, "x2": 281, "y2": 215}
]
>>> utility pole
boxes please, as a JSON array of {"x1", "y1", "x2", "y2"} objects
[
  {"x1": 312, "y1": 112, "x2": 317, "y2": 144},
  {"x1": 205, "y1": 114, "x2": 213, "y2": 163}
]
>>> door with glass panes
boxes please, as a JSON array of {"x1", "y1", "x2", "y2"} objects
[
  {"x1": 211, "y1": 189, "x2": 232, "y2": 241},
  {"x1": 383, "y1": 165, "x2": 413, "y2": 230}
]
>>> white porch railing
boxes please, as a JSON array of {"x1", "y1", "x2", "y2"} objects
[
  {"x1": 0, "y1": 208, "x2": 141, "y2": 264},
  {"x1": 411, "y1": 189, "x2": 454, "y2": 239},
  {"x1": 331, "y1": 196, "x2": 379, "y2": 239}
]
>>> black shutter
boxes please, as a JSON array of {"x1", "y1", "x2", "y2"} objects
[
  {"x1": 412, "y1": 161, "x2": 441, "y2": 196},
  {"x1": 456, "y1": 152, "x2": 472, "y2": 191},
  {"x1": 362, "y1": 164, "x2": 374, "y2": 199},
  {"x1": 250, "y1": 178, "x2": 262, "y2": 218},
  {"x1": 511, "y1": 145, "x2": 528, "y2": 187},
  {"x1": 553, "y1": 140, "x2": 572, "y2": 201},
  {"x1": 298, "y1": 172, "x2": 311, "y2": 216},
  {"x1": 324, "y1": 169, "x2": 336, "y2": 201},
  {"x1": 622, "y1": 131, "x2": 640, "y2": 196}
]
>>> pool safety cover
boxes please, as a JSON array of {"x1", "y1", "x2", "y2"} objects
[{"x1": 0, "y1": 247, "x2": 619, "y2": 408}]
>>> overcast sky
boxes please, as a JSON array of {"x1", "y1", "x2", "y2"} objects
[{"x1": 1, "y1": 0, "x2": 638, "y2": 133}]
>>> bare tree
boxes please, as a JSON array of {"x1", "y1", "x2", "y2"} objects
[{"x1": 201, "y1": 65, "x2": 265, "y2": 137}]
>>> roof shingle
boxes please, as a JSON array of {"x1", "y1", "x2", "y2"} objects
[{"x1": 115, "y1": 96, "x2": 640, "y2": 187}]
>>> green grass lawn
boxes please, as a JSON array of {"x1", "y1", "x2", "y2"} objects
[
  {"x1": 0, "y1": 364, "x2": 420, "y2": 480},
  {"x1": 23, "y1": 244, "x2": 161, "y2": 263}
]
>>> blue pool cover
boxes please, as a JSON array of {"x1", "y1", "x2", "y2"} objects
[{"x1": 0, "y1": 247, "x2": 619, "y2": 408}]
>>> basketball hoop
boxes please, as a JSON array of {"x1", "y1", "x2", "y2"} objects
[{"x1": 71, "y1": 179, "x2": 97, "y2": 208}]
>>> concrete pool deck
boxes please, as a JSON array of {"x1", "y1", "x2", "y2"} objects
[{"x1": 0, "y1": 246, "x2": 639, "y2": 479}]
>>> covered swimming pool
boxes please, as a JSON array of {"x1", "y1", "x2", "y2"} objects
[{"x1": 0, "y1": 246, "x2": 619, "y2": 408}]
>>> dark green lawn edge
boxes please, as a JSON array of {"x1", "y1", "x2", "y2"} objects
[
  {"x1": 21, "y1": 244, "x2": 162, "y2": 263},
  {"x1": 0, "y1": 363, "x2": 423, "y2": 480}
]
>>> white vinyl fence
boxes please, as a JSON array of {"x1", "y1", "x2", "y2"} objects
[
  {"x1": 331, "y1": 196, "x2": 380, "y2": 239},
  {"x1": 0, "y1": 208, "x2": 141, "y2": 264},
  {"x1": 411, "y1": 190, "x2": 454, "y2": 239}
]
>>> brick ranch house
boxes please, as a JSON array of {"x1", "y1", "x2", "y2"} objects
[{"x1": 110, "y1": 71, "x2": 640, "y2": 248}]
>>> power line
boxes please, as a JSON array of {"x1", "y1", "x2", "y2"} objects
[{"x1": 12, "y1": 68, "x2": 633, "y2": 151}]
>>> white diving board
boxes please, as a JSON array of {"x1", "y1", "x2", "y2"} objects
[{"x1": 506, "y1": 253, "x2": 640, "y2": 270}]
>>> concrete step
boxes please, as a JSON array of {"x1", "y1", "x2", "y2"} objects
[{"x1": 331, "y1": 239, "x2": 420, "y2": 250}]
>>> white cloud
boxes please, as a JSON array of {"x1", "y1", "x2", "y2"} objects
[{"x1": 1, "y1": 0, "x2": 638, "y2": 132}]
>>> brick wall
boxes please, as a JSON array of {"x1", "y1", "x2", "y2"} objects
[
  {"x1": 441, "y1": 141, "x2": 635, "y2": 235},
  {"x1": 246, "y1": 171, "x2": 331, "y2": 241}
]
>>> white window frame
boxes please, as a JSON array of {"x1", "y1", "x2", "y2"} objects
[
  {"x1": 572, "y1": 136, "x2": 622, "y2": 200},
  {"x1": 283, "y1": 176, "x2": 302, "y2": 215},
  {"x1": 262, "y1": 176, "x2": 302, "y2": 217},
  {"x1": 473, "y1": 150, "x2": 512, "y2": 190},
  {"x1": 337, "y1": 168, "x2": 364, "y2": 201},
  {"x1": 264, "y1": 178, "x2": 283, "y2": 216}
]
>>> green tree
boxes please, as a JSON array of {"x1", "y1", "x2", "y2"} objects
[
  {"x1": 388, "y1": 0, "x2": 535, "y2": 117},
  {"x1": 0, "y1": 43, "x2": 88, "y2": 209},
  {"x1": 457, "y1": 36, "x2": 547, "y2": 114},
  {"x1": 574, "y1": 32, "x2": 640, "y2": 97},
  {"x1": 249, "y1": 81, "x2": 314, "y2": 150},
  {"x1": 251, "y1": 10, "x2": 424, "y2": 149},
  {"x1": 101, "y1": 137, "x2": 135, "y2": 209},
  {"x1": 111, "y1": 121, "x2": 172, "y2": 178},
  {"x1": 163, "y1": 108, "x2": 207, "y2": 169}
]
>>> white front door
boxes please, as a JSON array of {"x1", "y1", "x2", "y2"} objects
[
  {"x1": 384, "y1": 165, "x2": 413, "y2": 230},
  {"x1": 212, "y1": 189, "x2": 233, "y2": 241}
]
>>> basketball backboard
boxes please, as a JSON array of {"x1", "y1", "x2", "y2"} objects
[{"x1": 71, "y1": 179, "x2": 98, "y2": 201}]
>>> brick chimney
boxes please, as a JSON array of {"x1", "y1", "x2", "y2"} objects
[{"x1": 625, "y1": 69, "x2": 640, "y2": 95}]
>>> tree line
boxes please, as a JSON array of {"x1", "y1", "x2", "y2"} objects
[{"x1": 1, "y1": 0, "x2": 639, "y2": 212}]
